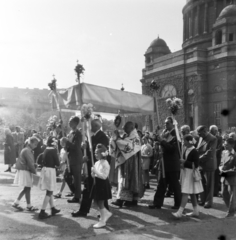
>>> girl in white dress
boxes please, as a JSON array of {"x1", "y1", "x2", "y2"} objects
[
  {"x1": 12, "y1": 136, "x2": 39, "y2": 211},
  {"x1": 91, "y1": 144, "x2": 112, "y2": 228},
  {"x1": 38, "y1": 136, "x2": 60, "y2": 219},
  {"x1": 172, "y1": 134, "x2": 203, "y2": 219}
]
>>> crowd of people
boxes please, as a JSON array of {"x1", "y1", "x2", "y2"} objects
[{"x1": 2, "y1": 115, "x2": 236, "y2": 228}]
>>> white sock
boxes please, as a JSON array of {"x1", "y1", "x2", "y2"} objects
[
  {"x1": 193, "y1": 206, "x2": 199, "y2": 213},
  {"x1": 49, "y1": 195, "x2": 54, "y2": 208},
  {"x1": 178, "y1": 207, "x2": 184, "y2": 214},
  {"x1": 14, "y1": 200, "x2": 20, "y2": 205},
  {"x1": 100, "y1": 208, "x2": 106, "y2": 223},
  {"x1": 27, "y1": 203, "x2": 32, "y2": 208}
]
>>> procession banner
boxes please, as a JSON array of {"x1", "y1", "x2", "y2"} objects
[{"x1": 110, "y1": 129, "x2": 141, "y2": 168}]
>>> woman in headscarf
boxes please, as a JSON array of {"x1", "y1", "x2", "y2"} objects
[{"x1": 4, "y1": 128, "x2": 16, "y2": 172}]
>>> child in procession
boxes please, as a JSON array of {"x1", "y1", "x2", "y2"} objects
[
  {"x1": 54, "y1": 137, "x2": 70, "y2": 198},
  {"x1": 91, "y1": 144, "x2": 112, "y2": 228},
  {"x1": 12, "y1": 136, "x2": 39, "y2": 211},
  {"x1": 38, "y1": 136, "x2": 60, "y2": 219},
  {"x1": 172, "y1": 134, "x2": 203, "y2": 219}
]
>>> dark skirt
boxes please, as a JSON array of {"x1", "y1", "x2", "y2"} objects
[{"x1": 92, "y1": 177, "x2": 112, "y2": 201}]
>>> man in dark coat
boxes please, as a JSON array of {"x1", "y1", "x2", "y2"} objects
[
  {"x1": 209, "y1": 125, "x2": 223, "y2": 196},
  {"x1": 149, "y1": 116, "x2": 181, "y2": 209},
  {"x1": 71, "y1": 119, "x2": 109, "y2": 217},
  {"x1": 66, "y1": 116, "x2": 83, "y2": 203},
  {"x1": 196, "y1": 125, "x2": 217, "y2": 208},
  {"x1": 219, "y1": 137, "x2": 236, "y2": 217}
]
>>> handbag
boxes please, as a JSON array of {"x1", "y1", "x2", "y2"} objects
[{"x1": 192, "y1": 162, "x2": 201, "y2": 182}]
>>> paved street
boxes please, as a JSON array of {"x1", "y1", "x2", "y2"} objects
[{"x1": 0, "y1": 151, "x2": 236, "y2": 240}]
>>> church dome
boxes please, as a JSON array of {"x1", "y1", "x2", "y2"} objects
[
  {"x1": 149, "y1": 37, "x2": 168, "y2": 48},
  {"x1": 217, "y1": 4, "x2": 236, "y2": 21},
  {"x1": 145, "y1": 36, "x2": 171, "y2": 56}
]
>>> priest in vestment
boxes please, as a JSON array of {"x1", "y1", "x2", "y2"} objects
[{"x1": 110, "y1": 121, "x2": 144, "y2": 207}]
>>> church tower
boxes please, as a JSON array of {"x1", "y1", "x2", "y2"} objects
[{"x1": 141, "y1": 0, "x2": 236, "y2": 130}]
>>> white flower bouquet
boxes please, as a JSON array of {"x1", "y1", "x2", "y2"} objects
[
  {"x1": 81, "y1": 103, "x2": 94, "y2": 120},
  {"x1": 166, "y1": 97, "x2": 183, "y2": 115}
]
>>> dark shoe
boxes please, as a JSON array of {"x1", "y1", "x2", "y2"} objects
[
  {"x1": 132, "y1": 200, "x2": 138, "y2": 206},
  {"x1": 54, "y1": 193, "x2": 62, "y2": 199},
  {"x1": 67, "y1": 197, "x2": 80, "y2": 203},
  {"x1": 111, "y1": 199, "x2": 124, "y2": 208},
  {"x1": 124, "y1": 201, "x2": 132, "y2": 207},
  {"x1": 199, "y1": 202, "x2": 205, "y2": 206},
  {"x1": 4, "y1": 168, "x2": 10, "y2": 172},
  {"x1": 165, "y1": 191, "x2": 173, "y2": 197},
  {"x1": 65, "y1": 192, "x2": 74, "y2": 197},
  {"x1": 71, "y1": 211, "x2": 87, "y2": 217},
  {"x1": 204, "y1": 204, "x2": 212, "y2": 209},
  {"x1": 38, "y1": 212, "x2": 51, "y2": 219},
  {"x1": 148, "y1": 204, "x2": 161, "y2": 209},
  {"x1": 225, "y1": 213, "x2": 235, "y2": 218},
  {"x1": 51, "y1": 207, "x2": 61, "y2": 216},
  {"x1": 145, "y1": 184, "x2": 151, "y2": 189},
  {"x1": 171, "y1": 206, "x2": 180, "y2": 210}
]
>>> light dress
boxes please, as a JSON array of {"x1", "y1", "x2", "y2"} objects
[
  {"x1": 180, "y1": 147, "x2": 203, "y2": 194},
  {"x1": 39, "y1": 147, "x2": 59, "y2": 192},
  {"x1": 14, "y1": 170, "x2": 33, "y2": 187},
  {"x1": 14, "y1": 146, "x2": 36, "y2": 188}
]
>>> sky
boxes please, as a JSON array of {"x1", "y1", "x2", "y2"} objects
[{"x1": 0, "y1": 0, "x2": 186, "y2": 94}]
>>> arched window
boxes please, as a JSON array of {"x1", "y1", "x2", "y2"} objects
[
  {"x1": 215, "y1": 30, "x2": 222, "y2": 45},
  {"x1": 161, "y1": 84, "x2": 177, "y2": 98}
]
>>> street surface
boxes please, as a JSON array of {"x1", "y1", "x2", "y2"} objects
[{"x1": 0, "y1": 151, "x2": 236, "y2": 240}]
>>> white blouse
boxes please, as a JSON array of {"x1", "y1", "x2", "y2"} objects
[{"x1": 93, "y1": 160, "x2": 110, "y2": 180}]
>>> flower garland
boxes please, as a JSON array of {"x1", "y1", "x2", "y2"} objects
[
  {"x1": 81, "y1": 103, "x2": 94, "y2": 120},
  {"x1": 166, "y1": 97, "x2": 183, "y2": 116}
]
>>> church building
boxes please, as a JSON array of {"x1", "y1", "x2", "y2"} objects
[{"x1": 141, "y1": 0, "x2": 236, "y2": 131}]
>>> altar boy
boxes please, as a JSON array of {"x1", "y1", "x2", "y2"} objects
[{"x1": 219, "y1": 138, "x2": 236, "y2": 217}]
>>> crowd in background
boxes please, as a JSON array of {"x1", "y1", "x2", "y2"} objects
[{"x1": 2, "y1": 116, "x2": 236, "y2": 227}]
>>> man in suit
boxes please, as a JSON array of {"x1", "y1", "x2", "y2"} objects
[
  {"x1": 209, "y1": 125, "x2": 223, "y2": 197},
  {"x1": 219, "y1": 137, "x2": 236, "y2": 217},
  {"x1": 71, "y1": 119, "x2": 109, "y2": 217},
  {"x1": 149, "y1": 116, "x2": 181, "y2": 209},
  {"x1": 66, "y1": 116, "x2": 83, "y2": 203},
  {"x1": 196, "y1": 125, "x2": 217, "y2": 208}
]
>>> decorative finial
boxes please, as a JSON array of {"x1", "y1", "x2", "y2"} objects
[
  {"x1": 158, "y1": 35, "x2": 159, "y2": 39},
  {"x1": 121, "y1": 84, "x2": 125, "y2": 91},
  {"x1": 48, "y1": 75, "x2": 57, "y2": 91},
  {"x1": 74, "y1": 61, "x2": 85, "y2": 82}
]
